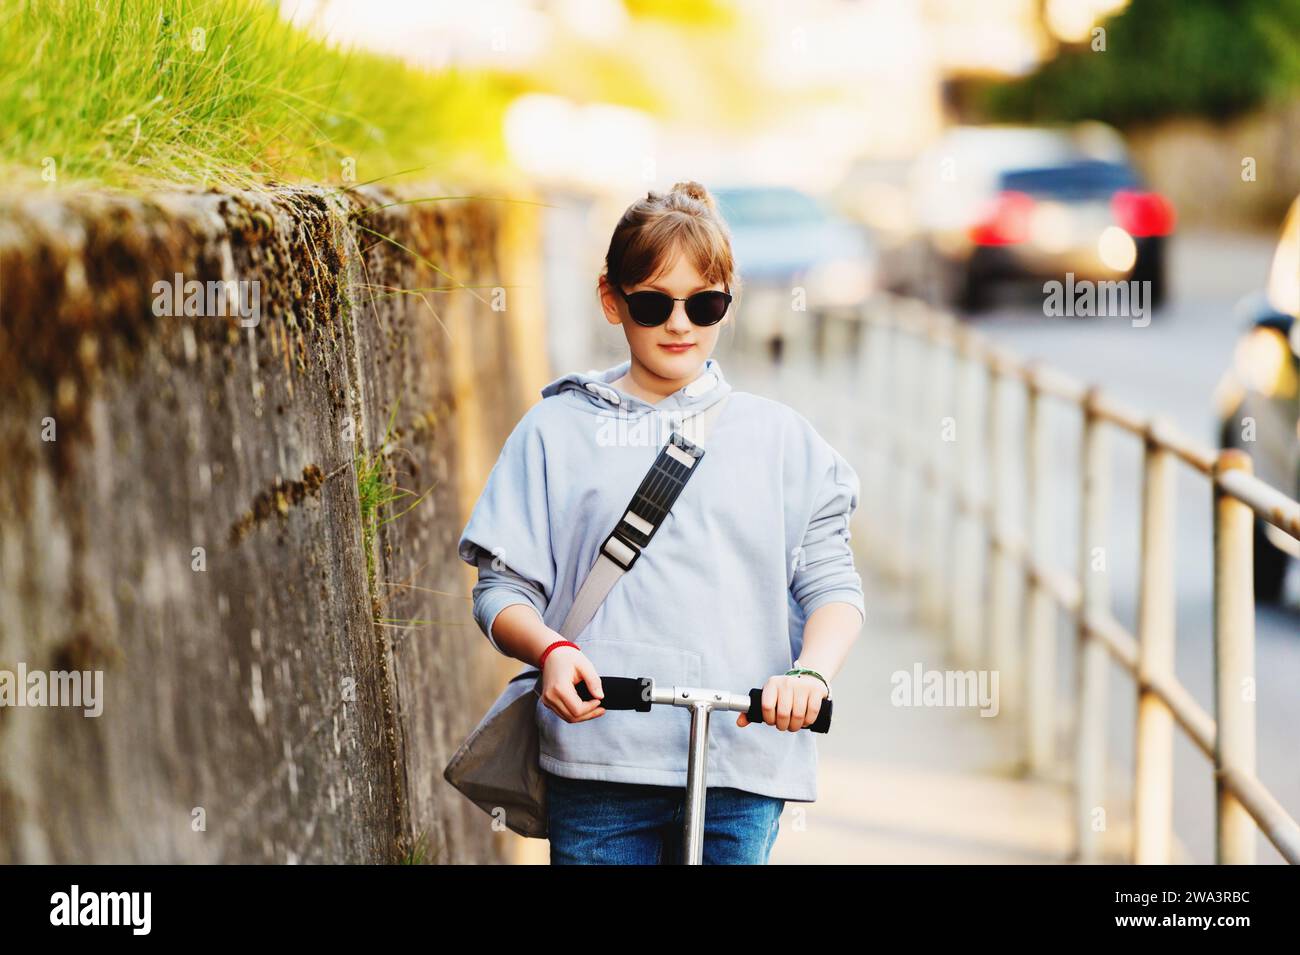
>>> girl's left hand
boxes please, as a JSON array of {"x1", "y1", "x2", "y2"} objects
[{"x1": 736, "y1": 673, "x2": 828, "y2": 732}]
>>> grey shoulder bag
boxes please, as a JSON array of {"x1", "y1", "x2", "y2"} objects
[{"x1": 443, "y1": 394, "x2": 732, "y2": 838}]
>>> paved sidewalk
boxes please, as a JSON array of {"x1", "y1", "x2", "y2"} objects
[{"x1": 771, "y1": 567, "x2": 1146, "y2": 865}]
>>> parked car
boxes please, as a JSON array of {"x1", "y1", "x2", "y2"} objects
[
  {"x1": 712, "y1": 185, "x2": 876, "y2": 360},
  {"x1": 908, "y1": 125, "x2": 1174, "y2": 313},
  {"x1": 1214, "y1": 192, "x2": 1300, "y2": 603}
]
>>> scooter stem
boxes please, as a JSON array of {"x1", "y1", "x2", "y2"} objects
[
  {"x1": 668, "y1": 685, "x2": 751, "y2": 865},
  {"x1": 683, "y1": 700, "x2": 711, "y2": 865},
  {"x1": 575, "y1": 678, "x2": 822, "y2": 864}
]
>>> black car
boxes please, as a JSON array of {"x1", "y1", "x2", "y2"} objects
[{"x1": 1215, "y1": 193, "x2": 1300, "y2": 602}]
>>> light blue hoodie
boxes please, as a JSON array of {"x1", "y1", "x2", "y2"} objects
[{"x1": 456, "y1": 356, "x2": 865, "y2": 801}]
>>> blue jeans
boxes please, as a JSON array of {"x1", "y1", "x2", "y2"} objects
[{"x1": 544, "y1": 770, "x2": 785, "y2": 865}]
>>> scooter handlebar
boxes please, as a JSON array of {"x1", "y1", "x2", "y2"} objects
[
  {"x1": 748, "y1": 688, "x2": 832, "y2": 734},
  {"x1": 574, "y1": 678, "x2": 832, "y2": 733},
  {"x1": 575, "y1": 675, "x2": 653, "y2": 711}
]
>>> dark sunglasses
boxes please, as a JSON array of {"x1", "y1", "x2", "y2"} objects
[{"x1": 617, "y1": 286, "x2": 732, "y2": 327}]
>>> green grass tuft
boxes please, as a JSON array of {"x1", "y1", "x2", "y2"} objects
[
  {"x1": 355, "y1": 401, "x2": 435, "y2": 595},
  {"x1": 399, "y1": 829, "x2": 433, "y2": 864},
  {"x1": 0, "y1": 0, "x2": 518, "y2": 191}
]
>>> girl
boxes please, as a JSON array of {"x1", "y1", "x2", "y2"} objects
[{"x1": 457, "y1": 180, "x2": 865, "y2": 865}]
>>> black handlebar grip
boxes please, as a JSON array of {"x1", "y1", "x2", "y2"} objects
[
  {"x1": 747, "y1": 689, "x2": 832, "y2": 733},
  {"x1": 576, "y1": 676, "x2": 653, "y2": 712}
]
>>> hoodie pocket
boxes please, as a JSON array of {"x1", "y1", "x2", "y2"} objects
[{"x1": 537, "y1": 637, "x2": 703, "y2": 774}]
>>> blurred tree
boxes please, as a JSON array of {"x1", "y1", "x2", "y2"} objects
[{"x1": 980, "y1": 0, "x2": 1300, "y2": 126}]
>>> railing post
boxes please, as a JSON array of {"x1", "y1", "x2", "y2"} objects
[
  {"x1": 950, "y1": 330, "x2": 984, "y2": 670},
  {"x1": 904, "y1": 318, "x2": 928, "y2": 593},
  {"x1": 885, "y1": 312, "x2": 915, "y2": 585},
  {"x1": 919, "y1": 313, "x2": 953, "y2": 632},
  {"x1": 1075, "y1": 388, "x2": 1111, "y2": 863},
  {"x1": 985, "y1": 358, "x2": 1020, "y2": 713},
  {"x1": 1213, "y1": 449, "x2": 1257, "y2": 865},
  {"x1": 870, "y1": 308, "x2": 901, "y2": 580},
  {"x1": 1023, "y1": 368, "x2": 1056, "y2": 775},
  {"x1": 863, "y1": 304, "x2": 891, "y2": 572},
  {"x1": 905, "y1": 318, "x2": 929, "y2": 605},
  {"x1": 1133, "y1": 424, "x2": 1177, "y2": 864}
]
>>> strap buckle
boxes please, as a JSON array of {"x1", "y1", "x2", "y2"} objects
[{"x1": 600, "y1": 529, "x2": 641, "y2": 571}]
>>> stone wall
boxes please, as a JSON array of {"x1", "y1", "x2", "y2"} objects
[{"x1": 0, "y1": 183, "x2": 546, "y2": 863}]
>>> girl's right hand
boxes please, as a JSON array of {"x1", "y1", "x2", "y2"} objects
[{"x1": 540, "y1": 646, "x2": 606, "y2": 723}]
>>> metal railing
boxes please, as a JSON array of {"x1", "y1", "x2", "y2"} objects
[{"x1": 856, "y1": 293, "x2": 1300, "y2": 865}]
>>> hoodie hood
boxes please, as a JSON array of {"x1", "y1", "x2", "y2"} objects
[{"x1": 540, "y1": 356, "x2": 732, "y2": 418}]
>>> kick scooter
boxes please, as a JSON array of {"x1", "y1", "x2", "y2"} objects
[{"x1": 576, "y1": 675, "x2": 832, "y2": 865}]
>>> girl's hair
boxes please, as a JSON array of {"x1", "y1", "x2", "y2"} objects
[{"x1": 602, "y1": 180, "x2": 739, "y2": 298}]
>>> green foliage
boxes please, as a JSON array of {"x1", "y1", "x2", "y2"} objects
[
  {"x1": 355, "y1": 401, "x2": 434, "y2": 593},
  {"x1": 0, "y1": 0, "x2": 519, "y2": 190},
  {"x1": 399, "y1": 829, "x2": 433, "y2": 864},
  {"x1": 981, "y1": 0, "x2": 1300, "y2": 126}
]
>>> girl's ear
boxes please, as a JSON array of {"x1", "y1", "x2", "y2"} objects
[{"x1": 597, "y1": 276, "x2": 623, "y2": 326}]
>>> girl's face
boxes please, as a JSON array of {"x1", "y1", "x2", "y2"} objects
[{"x1": 598, "y1": 244, "x2": 729, "y2": 394}]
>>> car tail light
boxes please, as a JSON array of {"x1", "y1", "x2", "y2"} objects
[
  {"x1": 1111, "y1": 190, "x2": 1176, "y2": 237},
  {"x1": 969, "y1": 191, "x2": 1035, "y2": 245}
]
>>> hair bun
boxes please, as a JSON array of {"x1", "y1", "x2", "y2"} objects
[{"x1": 669, "y1": 180, "x2": 716, "y2": 212}]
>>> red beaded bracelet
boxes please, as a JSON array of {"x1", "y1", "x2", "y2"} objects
[{"x1": 538, "y1": 640, "x2": 580, "y2": 670}]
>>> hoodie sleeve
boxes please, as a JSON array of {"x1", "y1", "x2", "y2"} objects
[
  {"x1": 790, "y1": 440, "x2": 866, "y2": 627},
  {"x1": 470, "y1": 551, "x2": 546, "y2": 655},
  {"x1": 457, "y1": 406, "x2": 556, "y2": 655}
]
